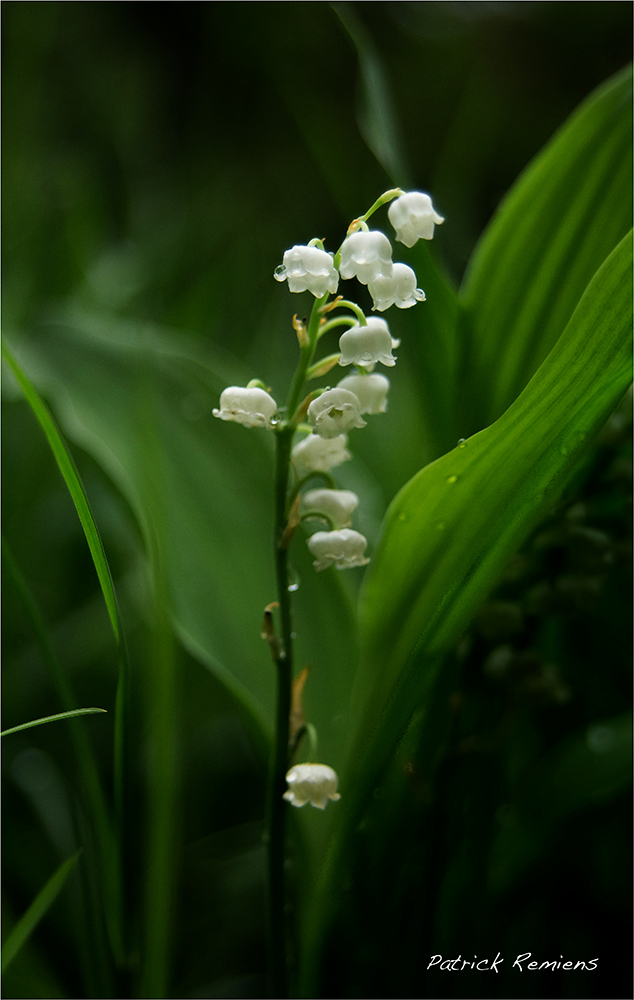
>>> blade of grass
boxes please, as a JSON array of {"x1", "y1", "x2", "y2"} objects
[
  {"x1": 1, "y1": 535, "x2": 124, "y2": 970},
  {"x1": 1, "y1": 709, "x2": 107, "y2": 737},
  {"x1": 2, "y1": 341, "x2": 120, "y2": 643},
  {"x1": 2, "y1": 851, "x2": 81, "y2": 974},
  {"x1": 1, "y1": 348, "x2": 131, "y2": 967}
]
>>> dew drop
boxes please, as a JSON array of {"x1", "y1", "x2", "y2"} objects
[
  {"x1": 398, "y1": 512, "x2": 408, "y2": 522},
  {"x1": 274, "y1": 265, "x2": 287, "y2": 282},
  {"x1": 457, "y1": 438, "x2": 467, "y2": 448},
  {"x1": 288, "y1": 565, "x2": 300, "y2": 591},
  {"x1": 446, "y1": 474, "x2": 458, "y2": 484},
  {"x1": 436, "y1": 521, "x2": 446, "y2": 531}
]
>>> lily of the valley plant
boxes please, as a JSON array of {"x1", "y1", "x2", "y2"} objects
[{"x1": 213, "y1": 187, "x2": 443, "y2": 994}]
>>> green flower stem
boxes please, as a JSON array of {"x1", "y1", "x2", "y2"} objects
[
  {"x1": 332, "y1": 300, "x2": 367, "y2": 325},
  {"x1": 266, "y1": 288, "x2": 338, "y2": 997},
  {"x1": 317, "y1": 316, "x2": 357, "y2": 339},
  {"x1": 357, "y1": 187, "x2": 403, "y2": 225},
  {"x1": 266, "y1": 424, "x2": 294, "y2": 999},
  {"x1": 285, "y1": 293, "x2": 328, "y2": 419}
]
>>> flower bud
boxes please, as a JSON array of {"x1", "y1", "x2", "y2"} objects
[
  {"x1": 339, "y1": 230, "x2": 393, "y2": 285},
  {"x1": 300, "y1": 488, "x2": 359, "y2": 528},
  {"x1": 291, "y1": 434, "x2": 352, "y2": 478},
  {"x1": 274, "y1": 245, "x2": 339, "y2": 297},
  {"x1": 213, "y1": 386, "x2": 277, "y2": 429},
  {"x1": 337, "y1": 373, "x2": 390, "y2": 414},
  {"x1": 338, "y1": 317, "x2": 396, "y2": 368},
  {"x1": 369, "y1": 263, "x2": 426, "y2": 311},
  {"x1": 307, "y1": 528, "x2": 370, "y2": 571},
  {"x1": 283, "y1": 763, "x2": 341, "y2": 809},
  {"x1": 307, "y1": 388, "x2": 366, "y2": 438},
  {"x1": 388, "y1": 191, "x2": 444, "y2": 247}
]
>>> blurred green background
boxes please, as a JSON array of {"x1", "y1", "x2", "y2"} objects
[{"x1": 2, "y1": 3, "x2": 632, "y2": 998}]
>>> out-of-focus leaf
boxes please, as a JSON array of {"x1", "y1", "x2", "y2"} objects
[
  {"x1": 354, "y1": 232, "x2": 631, "y2": 771},
  {"x1": 333, "y1": 2, "x2": 410, "y2": 186},
  {"x1": 13, "y1": 315, "x2": 359, "y2": 758},
  {"x1": 1, "y1": 851, "x2": 81, "y2": 974},
  {"x1": 460, "y1": 65, "x2": 632, "y2": 430}
]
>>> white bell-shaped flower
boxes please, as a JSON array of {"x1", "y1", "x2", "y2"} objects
[
  {"x1": 283, "y1": 763, "x2": 341, "y2": 809},
  {"x1": 338, "y1": 230, "x2": 393, "y2": 285},
  {"x1": 338, "y1": 317, "x2": 396, "y2": 368},
  {"x1": 274, "y1": 245, "x2": 339, "y2": 297},
  {"x1": 369, "y1": 263, "x2": 426, "y2": 312},
  {"x1": 337, "y1": 373, "x2": 390, "y2": 414},
  {"x1": 388, "y1": 191, "x2": 444, "y2": 247},
  {"x1": 213, "y1": 386, "x2": 277, "y2": 429},
  {"x1": 291, "y1": 434, "x2": 352, "y2": 479},
  {"x1": 307, "y1": 388, "x2": 367, "y2": 439},
  {"x1": 300, "y1": 488, "x2": 359, "y2": 528},
  {"x1": 307, "y1": 528, "x2": 370, "y2": 571}
]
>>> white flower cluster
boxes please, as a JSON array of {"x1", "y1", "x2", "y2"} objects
[{"x1": 273, "y1": 190, "x2": 443, "y2": 311}]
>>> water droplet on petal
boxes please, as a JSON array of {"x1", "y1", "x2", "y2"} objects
[{"x1": 274, "y1": 265, "x2": 287, "y2": 282}]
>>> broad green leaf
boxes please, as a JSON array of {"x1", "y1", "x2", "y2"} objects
[
  {"x1": 1, "y1": 852, "x2": 81, "y2": 973},
  {"x1": 460, "y1": 65, "x2": 632, "y2": 430},
  {"x1": 2, "y1": 342, "x2": 122, "y2": 645},
  {"x1": 354, "y1": 229, "x2": 632, "y2": 781},
  {"x1": 300, "y1": 228, "x2": 632, "y2": 996},
  {"x1": 1, "y1": 709, "x2": 107, "y2": 738}
]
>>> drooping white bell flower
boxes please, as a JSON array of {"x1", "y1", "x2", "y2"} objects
[
  {"x1": 274, "y1": 245, "x2": 339, "y2": 297},
  {"x1": 283, "y1": 763, "x2": 341, "y2": 809},
  {"x1": 213, "y1": 386, "x2": 277, "y2": 429},
  {"x1": 338, "y1": 230, "x2": 393, "y2": 285},
  {"x1": 337, "y1": 373, "x2": 390, "y2": 414},
  {"x1": 307, "y1": 388, "x2": 367, "y2": 439},
  {"x1": 291, "y1": 434, "x2": 352, "y2": 479},
  {"x1": 388, "y1": 191, "x2": 444, "y2": 247},
  {"x1": 299, "y1": 488, "x2": 359, "y2": 528},
  {"x1": 307, "y1": 528, "x2": 370, "y2": 571},
  {"x1": 369, "y1": 263, "x2": 426, "y2": 312},
  {"x1": 338, "y1": 317, "x2": 396, "y2": 368}
]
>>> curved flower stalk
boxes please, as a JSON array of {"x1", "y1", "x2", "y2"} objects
[
  {"x1": 337, "y1": 373, "x2": 390, "y2": 414},
  {"x1": 307, "y1": 387, "x2": 367, "y2": 438},
  {"x1": 291, "y1": 433, "x2": 352, "y2": 478},
  {"x1": 369, "y1": 263, "x2": 427, "y2": 312},
  {"x1": 283, "y1": 763, "x2": 341, "y2": 809},
  {"x1": 307, "y1": 528, "x2": 370, "y2": 571},
  {"x1": 274, "y1": 245, "x2": 339, "y2": 297},
  {"x1": 388, "y1": 190, "x2": 444, "y2": 246},
  {"x1": 299, "y1": 488, "x2": 359, "y2": 528},
  {"x1": 212, "y1": 386, "x2": 277, "y2": 428},
  {"x1": 338, "y1": 317, "x2": 396, "y2": 368}
]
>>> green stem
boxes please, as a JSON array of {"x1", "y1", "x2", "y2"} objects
[
  {"x1": 266, "y1": 425, "x2": 295, "y2": 998},
  {"x1": 285, "y1": 294, "x2": 328, "y2": 419}
]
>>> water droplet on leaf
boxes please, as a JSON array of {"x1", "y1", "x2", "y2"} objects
[{"x1": 446, "y1": 474, "x2": 458, "y2": 484}]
